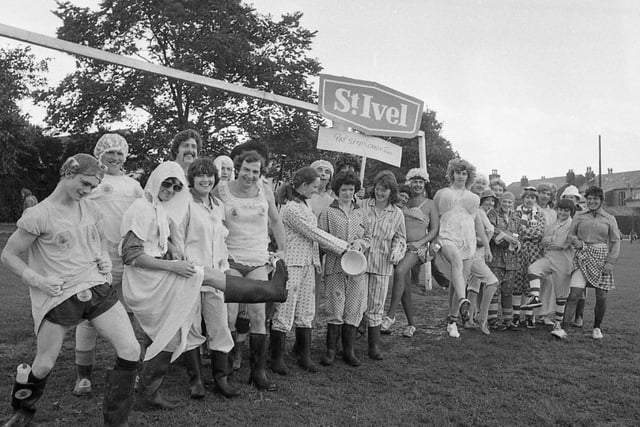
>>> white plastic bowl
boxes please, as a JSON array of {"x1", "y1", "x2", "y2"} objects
[{"x1": 340, "y1": 250, "x2": 367, "y2": 276}]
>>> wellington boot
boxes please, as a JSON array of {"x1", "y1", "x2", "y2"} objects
[
  {"x1": 183, "y1": 349, "x2": 205, "y2": 399},
  {"x1": 5, "y1": 373, "x2": 48, "y2": 427},
  {"x1": 138, "y1": 351, "x2": 179, "y2": 409},
  {"x1": 103, "y1": 368, "x2": 137, "y2": 427},
  {"x1": 249, "y1": 334, "x2": 276, "y2": 391},
  {"x1": 368, "y1": 326, "x2": 383, "y2": 360},
  {"x1": 269, "y1": 329, "x2": 289, "y2": 376},
  {"x1": 210, "y1": 351, "x2": 240, "y2": 398},
  {"x1": 72, "y1": 364, "x2": 93, "y2": 396},
  {"x1": 224, "y1": 260, "x2": 288, "y2": 303},
  {"x1": 295, "y1": 328, "x2": 317, "y2": 373},
  {"x1": 341, "y1": 324, "x2": 361, "y2": 367},
  {"x1": 320, "y1": 323, "x2": 342, "y2": 366},
  {"x1": 228, "y1": 332, "x2": 237, "y2": 376}
]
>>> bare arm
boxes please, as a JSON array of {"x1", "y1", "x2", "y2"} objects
[
  {"x1": 1, "y1": 228, "x2": 38, "y2": 280},
  {"x1": 267, "y1": 188, "x2": 287, "y2": 258},
  {"x1": 1, "y1": 229, "x2": 64, "y2": 296}
]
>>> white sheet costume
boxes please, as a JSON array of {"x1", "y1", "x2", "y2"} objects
[{"x1": 121, "y1": 162, "x2": 204, "y2": 362}]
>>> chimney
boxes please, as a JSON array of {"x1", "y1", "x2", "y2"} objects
[
  {"x1": 608, "y1": 168, "x2": 613, "y2": 174},
  {"x1": 489, "y1": 169, "x2": 500, "y2": 181},
  {"x1": 541, "y1": 176, "x2": 546, "y2": 180},
  {"x1": 520, "y1": 175, "x2": 529, "y2": 187}
]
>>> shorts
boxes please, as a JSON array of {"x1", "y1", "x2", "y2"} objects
[
  {"x1": 45, "y1": 283, "x2": 118, "y2": 326},
  {"x1": 228, "y1": 258, "x2": 268, "y2": 276}
]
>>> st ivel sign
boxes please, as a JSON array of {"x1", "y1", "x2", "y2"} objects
[{"x1": 318, "y1": 74, "x2": 424, "y2": 138}]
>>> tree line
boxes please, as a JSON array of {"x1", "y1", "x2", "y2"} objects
[{"x1": 0, "y1": 0, "x2": 456, "y2": 221}]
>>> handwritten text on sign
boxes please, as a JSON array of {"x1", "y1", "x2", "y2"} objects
[{"x1": 317, "y1": 127, "x2": 402, "y2": 167}]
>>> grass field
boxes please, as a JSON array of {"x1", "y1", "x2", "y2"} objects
[{"x1": 1, "y1": 228, "x2": 639, "y2": 426}]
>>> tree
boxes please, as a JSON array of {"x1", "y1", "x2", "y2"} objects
[
  {"x1": 41, "y1": 0, "x2": 323, "y2": 171},
  {"x1": 362, "y1": 109, "x2": 457, "y2": 193},
  {"x1": 0, "y1": 47, "x2": 48, "y2": 176},
  {"x1": 0, "y1": 47, "x2": 48, "y2": 221}
]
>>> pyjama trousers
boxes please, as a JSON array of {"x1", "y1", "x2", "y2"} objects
[
  {"x1": 271, "y1": 265, "x2": 316, "y2": 332},
  {"x1": 325, "y1": 273, "x2": 367, "y2": 326}
]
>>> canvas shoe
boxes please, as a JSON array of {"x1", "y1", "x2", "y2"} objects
[
  {"x1": 525, "y1": 318, "x2": 536, "y2": 329},
  {"x1": 380, "y1": 315, "x2": 396, "y2": 334},
  {"x1": 571, "y1": 317, "x2": 584, "y2": 328},
  {"x1": 446, "y1": 322, "x2": 460, "y2": 338},
  {"x1": 550, "y1": 322, "x2": 567, "y2": 339},
  {"x1": 521, "y1": 295, "x2": 542, "y2": 309},
  {"x1": 592, "y1": 328, "x2": 603, "y2": 340},
  {"x1": 402, "y1": 325, "x2": 417, "y2": 338}
]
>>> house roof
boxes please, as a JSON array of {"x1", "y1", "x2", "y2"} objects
[
  {"x1": 583, "y1": 170, "x2": 640, "y2": 192},
  {"x1": 507, "y1": 169, "x2": 640, "y2": 199}
]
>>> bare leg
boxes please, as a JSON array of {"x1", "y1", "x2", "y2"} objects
[
  {"x1": 33, "y1": 320, "x2": 71, "y2": 378},
  {"x1": 90, "y1": 302, "x2": 141, "y2": 362},
  {"x1": 387, "y1": 252, "x2": 418, "y2": 318}
]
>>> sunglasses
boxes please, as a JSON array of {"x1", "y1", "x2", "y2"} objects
[{"x1": 160, "y1": 180, "x2": 183, "y2": 192}]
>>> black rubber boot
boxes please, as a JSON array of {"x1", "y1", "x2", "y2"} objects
[
  {"x1": 5, "y1": 373, "x2": 48, "y2": 427},
  {"x1": 341, "y1": 324, "x2": 361, "y2": 367},
  {"x1": 295, "y1": 328, "x2": 317, "y2": 373},
  {"x1": 183, "y1": 349, "x2": 205, "y2": 399},
  {"x1": 103, "y1": 368, "x2": 137, "y2": 427},
  {"x1": 320, "y1": 323, "x2": 342, "y2": 366},
  {"x1": 269, "y1": 329, "x2": 289, "y2": 376},
  {"x1": 138, "y1": 351, "x2": 179, "y2": 409},
  {"x1": 72, "y1": 363, "x2": 93, "y2": 396},
  {"x1": 224, "y1": 260, "x2": 288, "y2": 303},
  {"x1": 368, "y1": 326, "x2": 383, "y2": 360},
  {"x1": 210, "y1": 351, "x2": 240, "y2": 398},
  {"x1": 249, "y1": 333, "x2": 276, "y2": 391},
  {"x1": 228, "y1": 331, "x2": 237, "y2": 376}
]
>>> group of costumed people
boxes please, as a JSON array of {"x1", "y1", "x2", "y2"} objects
[{"x1": 1, "y1": 130, "x2": 621, "y2": 427}]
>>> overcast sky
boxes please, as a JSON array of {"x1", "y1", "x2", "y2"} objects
[{"x1": 2, "y1": 0, "x2": 639, "y2": 184}]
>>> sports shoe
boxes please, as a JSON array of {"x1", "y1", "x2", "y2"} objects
[
  {"x1": 458, "y1": 298, "x2": 471, "y2": 323},
  {"x1": 592, "y1": 328, "x2": 603, "y2": 340},
  {"x1": 73, "y1": 378, "x2": 92, "y2": 396},
  {"x1": 402, "y1": 325, "x2": 417, "y2": 337},
  {"x1": 521, "y1": 295, "x2": 542, "y2": 309},
  {"x1": 506, "y1": 320, "x2": 519, "y2": 331},
  {"x1": 550, "y1": 325, "x2": 568, "y2": 340},
  {"x1": 525, "y1": 317, "x2": 536, "y2": 329},
  {"x1": 446, "y1": 322, "x2": 460, "y2": 338},
  {"x1": 380, "y1": 315, "x2": 396, "y2": 334},
  {"x1": 571, "y1": 317, "x2": 583, "y2": 328}
]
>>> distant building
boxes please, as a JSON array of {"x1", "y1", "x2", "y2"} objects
[{"x1": 507, "y1": 167, "x2": 640, "y2": 235}]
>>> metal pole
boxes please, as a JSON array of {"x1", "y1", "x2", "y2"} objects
[
  {"x1": 0, "y1": 23, "x2": 318, "y2": 113},
  {"x1": 598, "y1": 135, "x2": 602, "y2": 188},
  {"x1": 418, "y1": 131, "x2": 427, "y2": 173}
]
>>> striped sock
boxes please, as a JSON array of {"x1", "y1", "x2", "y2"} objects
[
  {"x1": 555, "y1": 297, "x2": 567, "y2": 325},
  {"x1": 488, "y1": 292, "x2": 500, "y2": 322}
]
